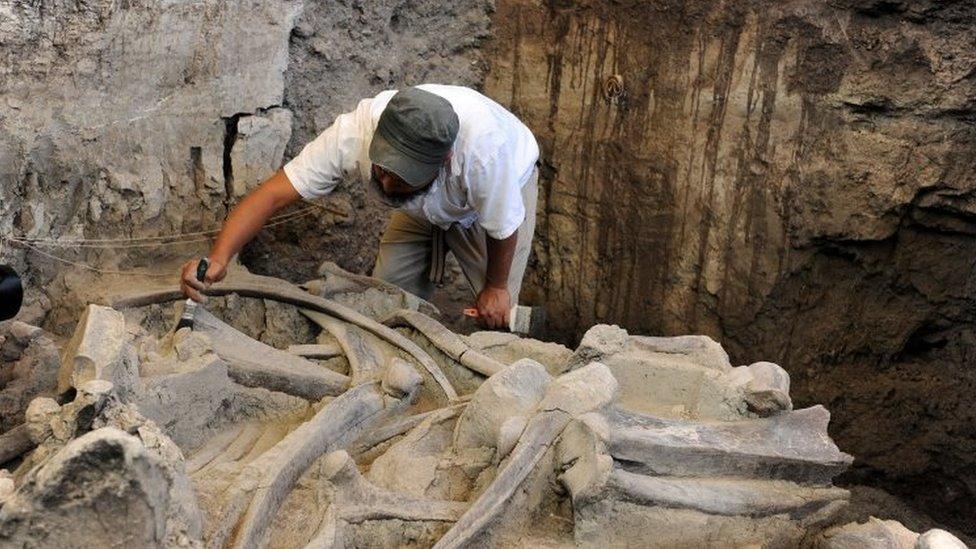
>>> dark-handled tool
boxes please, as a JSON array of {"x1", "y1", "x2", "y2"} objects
[
  {"x1": 0, "y1": 265, "x2": 23, "y2": 321},
  {"x1": 176, "y1": 258, "x2": 209, "y2": 331}
]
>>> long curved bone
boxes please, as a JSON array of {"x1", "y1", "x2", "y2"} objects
[
  {"x1": 192, "y1": 308, "x2": 349, "y2": 400},
  {"x1": 285, "y1": 343, "x2": 343, "y2": 360},
  {"x1": 111, "y1": 272, "x2": 458, "y2": 401},
  {"x1": 306, "y1": 261, "x2": 440, "y2": 316},
  {"x1": 209, "y1": 382, "x2": 390, "y2": 549},
  {"x1": 381, "y1": 309, "x2": 506, "y2": 377},
  {"x1": 302, "y1": 310, "x2": 386, "y2": 385}
]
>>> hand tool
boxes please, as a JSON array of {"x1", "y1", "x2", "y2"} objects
[
  {"x1": 463, "y1": 304, "x2": 546, "y2": 336},
  {"x1": 176, "y1": 258, "x2": 209, "y2": 331}
]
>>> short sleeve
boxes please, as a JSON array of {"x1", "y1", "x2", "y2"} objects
[
  {"x1": 283, "y1": 98, "x2": 373, "y2": 199},
  {"x1": 466, "y1": 144, "x2": 526, "y2": 240}
]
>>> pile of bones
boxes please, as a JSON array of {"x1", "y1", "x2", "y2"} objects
[{"x1": 0, "y1": 264, "x2": 964, "y2": 548}]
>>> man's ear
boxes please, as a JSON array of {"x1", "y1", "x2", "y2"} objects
[{"x1": 443, "y1": 151, "x2": 453, "y2": 166}]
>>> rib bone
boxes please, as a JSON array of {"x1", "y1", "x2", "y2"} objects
[
  {"x1": 111, "y1": 271, "x2": 458, "y2": 401},
  {"x1": 382, "y1": 309, "x2": 506, "y2": 377},
  {"x1": 302, "y1": 310, "x2": 386, "y2": 385},
  {"x1": 209, "y1": 382, "x2": 394, "y2": 549}
]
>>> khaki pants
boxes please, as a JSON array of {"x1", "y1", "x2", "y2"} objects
[{"x1": 373, "y1": 170, "x2": 538, "y2": 302}]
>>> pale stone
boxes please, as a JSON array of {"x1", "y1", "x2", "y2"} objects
[
  {"x1": 566, "y1": 324, "x2": 629, "y2": 371},
  {"x1": 916, "y1": 529, "x2": 968, "y2": 549},
  {"x1": 453, "y1": 358, "x2": 552, "y2": 450},
  {"x1": 229, "y1": 108, "x2": 293, "y2": 197},
  {"x1": 172, "y1": 329, "x2": 213, "y2": 361},
  {"x1": 58, "y1": 305, "x2": 137, "y2": 398},
  {"x1": 728, "y1": 361, "x2": 793, "y2": 416},
  {"x1": 465, "y1": 331, "x2": 573, "y2": 375},
  {"x1": 539, "y1": 362, "x2": 619, "y2": 416},
  {"x1": 628, "y1": 335, "x2": 732, "y2": 372},
  {"x1": 382, "y1": 357, "x2": 423, "y2": 400},
  {"x1": 822, "y1": 518, "x2": 912, "y2": 549},
  {"x1": 24, "y1": 397, "x2": 60, "y2": 444},
  {"x1": 0, "y1": 473, "x2": 14, "y2": 504}
]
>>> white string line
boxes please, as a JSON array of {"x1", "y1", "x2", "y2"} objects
[
  {"x1": 8, "y1": 239, "x2": 175, "y2": 278},
  {"x1": 7, "y1": 207, "x2": 321, "y2": 249},
  {"x1": 3, "y1": 202, "x2": 342, "y2": 278},
  {"x1": 6, "y1": 235, "x2": 216, "y2": 250},
  {"x1": 10, "y1": 204, "x2": 328, "y2": 244}
]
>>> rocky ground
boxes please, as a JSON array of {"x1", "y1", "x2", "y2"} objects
[{"x1": 1, "y1": 265, "x2": 967, "y2": 548}]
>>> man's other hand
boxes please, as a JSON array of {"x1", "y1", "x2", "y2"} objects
[
  {"x1": 180, "y1": 258, "x2": 227, "y2": 303},
  {"x1": 474, "y1": 285, "x2": 511, "y2": 329}
]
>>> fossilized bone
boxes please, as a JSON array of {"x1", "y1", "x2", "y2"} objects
[
  {"x1": 197, "y1": 424, "x2": 266, "y2": 476},
  {"x1": 302, "y1": 310, "x2": 387, "y2": 385},
  {"x1": 433, "y1": 363, "x2": 619, "y2": 549},
  {"x1": 111, "y1": 271, "x2": 458, "y2": 401},
  {"x1": 433, "y1": 409, "x2": 570, "y2": 549},
  {"x1": 597, "y1": 405, "x2": 853, "y2": 483},
  {"x1": 606, "y1": 470, "x2": 849, "y2": 518},
  {"x1": 306, "y1": 261, "x2": 440, "y2": 316},
  {"x1": 192, "y1": 308, "x2": 349, "y2": 400},
  {"x1": 349, "y1": 402, "x2": 466, "y2": 457},
  {"x1": 322, "y1": 450, "x2": 468, "y2": 523},
  {"x1": 303, "y1": 504, "x2": 341, "y2": 549},
  {"x1": 209, "y1": 384, "x2": 384, "y2": 548},
  {"x1": 214, "y1": 359, "x2": 423, "y2": 549},
  {"x1": 382, "y1": 309, "x2": 506, "y2": 377},
  {"x1": 185, "y1": 424, "x2": 246, "y2": 475},
  {"x1": 285, "y1": 343, "x2": 343, "y2": 359}
]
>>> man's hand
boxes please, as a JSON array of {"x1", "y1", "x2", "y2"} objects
[
  {"x1": 180, "y1": 258, "x2": 227, "y2": 303},
  {"x1": 178, "y1": 169, "x2": 301, "y2": 303},
  {"x1": 474, "y1": 285, "x2": 511, "y2": 329}
]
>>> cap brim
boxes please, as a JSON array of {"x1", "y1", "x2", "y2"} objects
[{"x1": 368, "y1": 131, "x2": 441, "y2": 187}]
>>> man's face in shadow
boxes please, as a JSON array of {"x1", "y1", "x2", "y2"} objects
[{"x1": 370, "y1": 164, "x2": 435, "y2": 207}]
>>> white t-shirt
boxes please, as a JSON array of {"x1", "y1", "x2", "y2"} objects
[{"x1": 283, "y1": 84, "x2": 539, "y2": 239}]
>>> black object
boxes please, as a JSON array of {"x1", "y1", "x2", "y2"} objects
[
  {"x1": 175, "y1": 258, "x2": 209, "y2": 331},
  {"x1": 0, "y1": 264, "x2": 23, "y2": 321}
]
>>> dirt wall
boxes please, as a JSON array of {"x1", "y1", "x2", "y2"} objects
[
  {"x1": 0, "y1": 0, "x2": 491, "y2": 334},
  {"x1": 484, "y1": 0, "x2": 976, "y2": 536}
]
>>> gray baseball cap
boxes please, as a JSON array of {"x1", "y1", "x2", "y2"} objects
[{"x1": 369, "y1": 87, "x2": 460, "y2": 187}]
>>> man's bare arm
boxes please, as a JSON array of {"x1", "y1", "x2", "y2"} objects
[
  {"x1": 181, "y1": 169, "x2": 301, "y2": 301},
  {"x1": 475, "y1": 230, "x2": 518, "y2": 328}
]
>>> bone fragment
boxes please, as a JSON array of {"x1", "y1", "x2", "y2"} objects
[
  {"x1": 607, "y1": 470, "x2": 849, "y2": 518},
  {"x1": 433, "y1": 409, "x2": 570, "y2": 549},
  {"x1": 303, "y1": 504, "x2": 342, "y2": 549},
  {"x1": 286, "y1": 343, "x2": 343, "y2": 360},
  {"x1": 322, "y1": 450, "x2": 468, "y2": 523},
  {"x1": 350, "y1": 403, "x2": 466, "y2": 457},
  {"x1": 602, "y1": 405, "x2": 852, "y2": 483},
  {"x1": 193, "y1": 307, "x2": 349, "y2": 400}
]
